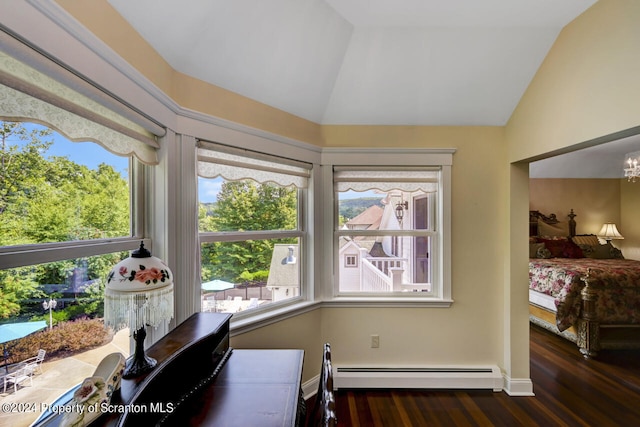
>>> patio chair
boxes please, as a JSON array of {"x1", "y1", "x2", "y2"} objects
[
  {"x1": 23, "y1": 349, "x2": 46, "y2": 374},
  {"x1": 3, "y1": 363, "x2": 34, "y2": 393}
]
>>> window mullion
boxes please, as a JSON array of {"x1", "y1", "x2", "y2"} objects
[
  {"x1": 0, "y1": 238, "x2": 149, "y2": 270},
  {"x1": 199, "y1": 229, "x2": 303, "y2": 243},
  {"x1": 335, "y1": 230, "x2": 433, "y2": 237}
]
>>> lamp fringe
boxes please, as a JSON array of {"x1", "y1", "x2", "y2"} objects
[{"x1": 104, "y1": 284, "x2": 174, "y2": 332}]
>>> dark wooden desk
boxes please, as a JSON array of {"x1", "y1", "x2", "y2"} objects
[
  {"x1": 33, "y1": 313, "x2": 232, "y2": 427},
  {"x1": 34, "y1": 313, "x2": 304, "y2": 427},
  {"x1": 162, "y1": 349, "x2": 305, "y2": 426}
]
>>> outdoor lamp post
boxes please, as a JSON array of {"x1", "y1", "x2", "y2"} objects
[
  {"x1": 43, "y1": 298, "x2": 57, "y2": 330},
  {"x1": 395, "y1": 201, "x2": 408, "y2": 224}
]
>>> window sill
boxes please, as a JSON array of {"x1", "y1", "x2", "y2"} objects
[
  {"x1": 323, "y1": 296, "x2": 454, "y2": 308},
  {"x1": 229, "y1": 300, "x2": 321, "y2": 336}
]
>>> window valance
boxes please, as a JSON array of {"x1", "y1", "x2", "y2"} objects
[
  {"x1": 333, "y1": 167, "x2": 440, "y2": 193},
  {"x1": 0, "y1": 29, "x2": 163, "y2": 165},
  {"x1": 197, "y1": 140, "x2": 311, "y2": 188}
]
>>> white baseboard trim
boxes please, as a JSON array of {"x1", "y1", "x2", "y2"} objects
[
  {"x1": 333, "y1": 365, "x2": 503, "y2": 392},
  {"x1": 502, "y1": 375, "x2": 535, "y2": 396},
  {"x1": 302, "y1": 374, "x2": 320, "y2": 400},
  {"x1": 302, "y1": 367, "x2": 535, "y2": 399},
  {"x1": 305, "y1": 367, "x2": 535, "y2": 398}
]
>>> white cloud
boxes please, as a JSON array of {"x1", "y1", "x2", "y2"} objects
[{"x1": 198, "y1": 177, "x2": 223, "y2": 203}]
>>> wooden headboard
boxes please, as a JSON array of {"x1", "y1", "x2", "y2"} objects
[{"x1": 529, "y1": 209, "x2": 576, "y2": 237}]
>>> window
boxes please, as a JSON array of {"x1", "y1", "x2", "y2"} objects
[
  {"x1": 331, "y1": 157, "x2": 452, "y2": 303},
  {"x1": 345, "y1": 255, "x2": 358, "y2": 268},
  {"x1": 0, "y1": 121, "x2": 143, "y2": 323},
  {"x1": 197, "y1": 141, "x2": 310, "y2": 316},
  {"x1": 0, "y1": 122, "x2": 131, "y2": 245},
  {"x1": 0, "y1": 39, "x2": 161, "y2": 388}
]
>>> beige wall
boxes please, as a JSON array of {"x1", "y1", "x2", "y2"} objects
[
  {"x1": 621, "y1": 180, "x2": 640, "y2": 261},
  {"x1": 238, "y1": 127, "x2": 509, "y2": 377},
  {"x1": 529, "y1": 178, "x2": 640, "y2": 261},
  {"x1": 529, "y1": 178, "x2": 621, "y2": 235},
  {"x1": 320, "y1": 127, "x2": 508, "y2": 368},
  {"x1": 505, "y1": 0, "x2": 640, "y2": 382},
  {"x1": 506, "y1": 0, "x2": 640, "y2": 163},
  {"x1": 230, "y1": 310, "x2": 323, "y2": 384}
]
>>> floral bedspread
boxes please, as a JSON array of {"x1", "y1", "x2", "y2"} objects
[{"x1": 529, "y1": 258, "x2": 640, "y2": 331}]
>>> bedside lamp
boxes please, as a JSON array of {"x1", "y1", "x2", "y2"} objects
[
  {"x1": 598, "y1": 223, "x2": 624, "y2": 244},
  {"x1": 105, "y1": 242, "x2": 174, "y2": 378}
]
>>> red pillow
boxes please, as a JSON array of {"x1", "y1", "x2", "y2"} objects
[{"x1": 539, "y1": 239, "x2": 584, "y2": 258}]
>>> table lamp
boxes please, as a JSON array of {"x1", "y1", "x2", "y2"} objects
[
  {"x1": 598, "y1": 222, "x2": 624, "y2": 244},
  {"x1": 105, "y1": 242, "x2": 174, "y2": 378}
]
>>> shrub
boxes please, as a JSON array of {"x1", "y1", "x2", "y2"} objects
[{"x1": 6, "y1": 318, "x2": 112, "y2": 364}]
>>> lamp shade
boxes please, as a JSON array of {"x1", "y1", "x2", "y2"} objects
[
  {"x1": 104, "y1": 242, "x2": 174, "y2": 332},
  {"x1": 598, "y1": 223, "x2": 624, "y2": 240}
]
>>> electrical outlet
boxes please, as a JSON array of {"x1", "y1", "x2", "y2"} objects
[{"x1": 371, "y1": 334, "x2": 379, "y2": 348}]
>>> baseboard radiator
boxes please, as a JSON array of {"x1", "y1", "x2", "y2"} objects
[{"x1": 334, "y1": 366, "x2": 503, "y2": 392}]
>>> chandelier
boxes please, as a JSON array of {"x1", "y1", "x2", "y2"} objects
[{"x1": 624, "y1": 155, "x2": 640, "y2": 182}]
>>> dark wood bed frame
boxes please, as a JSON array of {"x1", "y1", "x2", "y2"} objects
[
  {"x1": 529, "y1": 209, "x2": 577, "y2": 239},
  {"x1": 529, "y1": 209, "x2": 640, "y2": 358}
]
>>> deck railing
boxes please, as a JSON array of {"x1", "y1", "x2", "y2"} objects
[{"x1": 360, "y1": 256, "x2": 407, "y2": 292}]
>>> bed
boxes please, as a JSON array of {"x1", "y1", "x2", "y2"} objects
[{"x1": 528, "y1": 209, "x2": 640, "y2": 358}]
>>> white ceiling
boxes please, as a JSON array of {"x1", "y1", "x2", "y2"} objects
[
  {"x1": 530, "y1": 133, "x2": 640, "y2": 179},
  {"x1": 106, "y1": 0, "x2": 640, "y2": 179},
  {"x1": 107, "y1": 0, "x2": 597, "y2": 126}
]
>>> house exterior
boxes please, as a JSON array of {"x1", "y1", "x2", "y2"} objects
[
  {"x1": 339, "y1": 195, "x2": 432, "y2": 293},
  {"x1": 0, "y1": 0, "x2": 639, "y2": 400},
  {"x1": 267, "y1": 244, "x2": 300, "y2": 302}
]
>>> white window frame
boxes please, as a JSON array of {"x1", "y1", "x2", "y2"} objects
[
  {"x1": 345, "y1": 254, "x2": 358, "y2": 268},
  {"x1": 0, "y1": 33, "x2": 162, "y2": 270},
  {"x1": 321, "y1": 148, "x2": 454, "y2": 307},
  {"x1": 196, "y1": 142, "x2": 313, "y2": 321}
]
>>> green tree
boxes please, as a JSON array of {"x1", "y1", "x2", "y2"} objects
[
  {"x1": 200, "y1": 180, "x2": 297, "y2": 282},
  {"x1": 0, "y1": 122, "x2": 54, "y2": 244},
  {"x1": 77, "y1": 164, "x2": 130, "y2": 238},
  {"x1": 0, "y1": 268, "x2": 45, "y2": 319},
  {"x1": 0, "y1": 121, "x2": 130, "y2": 320}
]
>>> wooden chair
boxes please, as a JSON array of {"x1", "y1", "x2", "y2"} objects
[
  {"x1": 308, "y1": 343, "x2": 337, "y2": 427},
  {"x1": 24, "y1": 349, "x2": 46, "y2": 374}
]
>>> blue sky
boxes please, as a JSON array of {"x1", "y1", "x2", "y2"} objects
[
  {"x1": 14, "y1": 123, "x2": 130, "y2": 177},
  {"x1": 198, "y1": 177, "x2": 223, "y2": 203},
  {"x1": 197, "y1": 177, "x2": 384, "y2": 204},
  {"x1": 197, "y1": 177, "x2": 383, "y2": 204}
]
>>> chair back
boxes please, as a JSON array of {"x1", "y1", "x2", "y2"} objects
[
  {"x1": 25, "y1": 349, "x2": 46, "y2": 374},
  {"x1": 308, "y1": 343, "x2": 337, "y2": 426}
]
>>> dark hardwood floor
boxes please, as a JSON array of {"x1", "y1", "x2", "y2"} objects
[{"x1": 321, "y1": 325, "x2": 640, "y2": 426}]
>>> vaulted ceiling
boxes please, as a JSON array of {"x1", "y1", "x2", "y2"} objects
[{"x1": 107, "y1": 0, "x2": 597, "y2": 126}]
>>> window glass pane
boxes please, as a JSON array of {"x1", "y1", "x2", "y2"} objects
[
  {"x1": 0, "y1": 251, "x2": 127, "y2": 325},
  {"x1": 337, "y1": 184, "x2": 435, "y2": 293},
  {"x1": 200, "y1": 238, "x2": 300, "y2": 313},
  {"x1": 198, "y1": 150, "x2": 305, "y2": 315},
  {"x1": 198, "y1": 177, "x2": 298, "y2": 232},
  {"x1": 0, "y1": 121, "x2": 130, "y2": 247},
  {"x1": 0, "y1": 251, "x2": 131, "y2": 397},
  {"x1": 338, "y1": 235, "x2": 432, "y2": 293}
]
